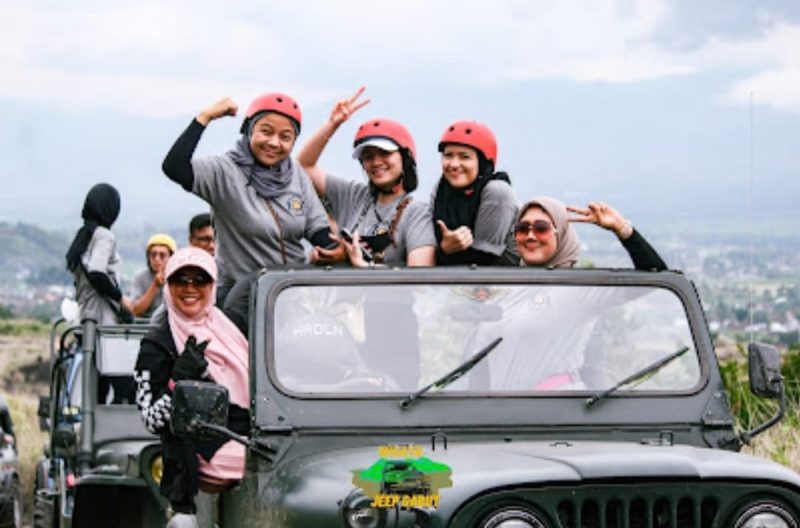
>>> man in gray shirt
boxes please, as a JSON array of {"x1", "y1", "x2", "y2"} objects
[{"x1": 130, "y1": 234, "x2": 176, "y2": 320}]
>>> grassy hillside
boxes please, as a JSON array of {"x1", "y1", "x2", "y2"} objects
[
  {"x1": 0, "y1": 221, "x2": 185, "y2": 285},
  {"x1": 0, "y1": 223, "x2": 70, "y2": 286}
]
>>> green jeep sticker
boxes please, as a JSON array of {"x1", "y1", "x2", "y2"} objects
[{"x1": 352, "y1": 445, "x2": 453, "y2": 509}]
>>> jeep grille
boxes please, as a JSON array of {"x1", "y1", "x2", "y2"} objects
[
  {"x1": 457, "y1": 482, "x2": 800, "y2": 528},
  {"x1": 555, "y1": 495, "x2": 719, "y2": 528}
]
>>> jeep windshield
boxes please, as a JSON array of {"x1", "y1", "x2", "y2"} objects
[{"x1": 272, "y1": 284, "x2": 701, "y2": 396}]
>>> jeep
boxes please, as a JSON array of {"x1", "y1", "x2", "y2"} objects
[
  {"x1": 173, "y1": 266, "x2": 799, "y2": 527},
  {"x1": 34, "y1": 318, "x2": 166, "y2": 528}
]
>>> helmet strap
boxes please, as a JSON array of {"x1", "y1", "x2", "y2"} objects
[{"x1": 375, "y1": 179, "x2": 403, "y2": 196}]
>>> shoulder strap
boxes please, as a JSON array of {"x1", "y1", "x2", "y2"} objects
[
  {"x1": 264, "y1": 199, "x2": 288, "y2": 265},
  {"x1": 388, "y1": 196, "x2": 412, "y2": 248}
]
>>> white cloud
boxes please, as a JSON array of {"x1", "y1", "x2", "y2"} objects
[
  {"x1": 1, "y1": 0, "x2": 800, "y2": 116},
  {"x1": 703, "y1": 23, "x2": 800, "y2": 113},
  {"x1": 725, "y1": 69, "x2": 800, "y2": 114},
  {"x1": 0, "y1": 2, "x2": 333, "y2": 117}
]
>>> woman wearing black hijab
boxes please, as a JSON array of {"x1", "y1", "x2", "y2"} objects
[
  {"x1": 432, "y1": 120, "x2": 520, "y2": 266},
  {"x1": 66, "y1": 183, "x2": 135, "y2": 324}
]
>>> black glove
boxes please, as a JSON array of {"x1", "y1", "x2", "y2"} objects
[{"x1": 172, "y1": 336, "x2": 210, "y2": 381}]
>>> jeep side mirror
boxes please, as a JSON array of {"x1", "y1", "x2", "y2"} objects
[
  {"x1": 38, "y1": 396, "x2": 51, "y2": 432},
  {"x1": 739, "y1": 343, "x2": 786, "y2": 445},
  {"x1": 171, "y1": 381, "x2": 229, "y2": 441},
  {"x1": 748, "y1": 343, "x2": 782, "y2": 398},
  {"x1": 171, "y1": 381, "x2": 278, "y2": 462}
]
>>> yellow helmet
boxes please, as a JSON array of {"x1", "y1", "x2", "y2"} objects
[{"x1": 146, "y1": 233, "x2": 177, "y2": 255}]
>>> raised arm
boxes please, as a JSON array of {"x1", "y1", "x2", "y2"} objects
[
  {"x1": 567, "y1": 202, "x2": 667, "y2": 271},
  {"x1": 132, "y1": 272, "x2": 164, "y2": 317},
  {"x1": 296, "y1": 86, "x2": 370, "y2": 197},
  {"x1": 162, "y1": 97, "x2": 238, "y2": 192},
  {"x1": 618, "y1": 230, "x2": 667, "y2": 271}
]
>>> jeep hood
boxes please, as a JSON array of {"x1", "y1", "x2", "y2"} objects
[{"x1": 269, "y1": 440, "x2": 800, "y2": 519}]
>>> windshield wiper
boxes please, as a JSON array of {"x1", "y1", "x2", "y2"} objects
[
  {"x1": 585, "y1": 345, "x2": 690, "y2": 408},
  {"x1": 401, "y1": 337, "x2": 503, "y2": 410}
]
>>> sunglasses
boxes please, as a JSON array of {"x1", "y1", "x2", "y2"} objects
[
  {"x1": 149, "y1": 251, "x2": 171, "y2": 259},
  {"x1": 168, "y1": 273, "x2": 213, "y2": 287},
  {"x1": 514, "y1": 220, "x2": 556, "y2": 237}
]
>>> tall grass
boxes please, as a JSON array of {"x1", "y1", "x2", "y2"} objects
[
  {"x1": 720, "y1": 344, "x2": 800, "y2": 471},
  {"x1": 7, "y1": 394, "x2": 48, "y2": 520},
  {"x1": 0, "y1": 319, "x2": 49, "y2": 336},
  {"x1": 1, "y1": 319, "x2": 51, "y2": 522}
]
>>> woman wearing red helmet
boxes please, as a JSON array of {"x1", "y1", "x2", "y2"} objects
[
  {"x1": 297, "y1": 87, "x2": 436, "y2": 268},
  {"x1": 432, "y1": 120, "x2": 520, "y2": 266},
  {"x1": 162, "y1": 93, "x2": 344, "y2": 303}
]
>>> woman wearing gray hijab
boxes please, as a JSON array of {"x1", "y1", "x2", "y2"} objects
[
  {"x1": 162, "y1": 93, "x2": 344, "y2": 304},
  {"x1": 514, "y1": 196, "x2": 666, "y2": 270}
]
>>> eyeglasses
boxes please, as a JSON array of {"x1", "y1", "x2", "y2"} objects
[
  {"x1": 149, "y1": 251, "x2": 171, "y2": 259},
  {"x1": 191, "y1": 235, "x2": 215, "y2": 245},
  {"x1": 514, "y1": 220, "x2": 556, "y2": 237},
  {"x1": 168, "y1": 273, "x2": 213, "y2": 287}
]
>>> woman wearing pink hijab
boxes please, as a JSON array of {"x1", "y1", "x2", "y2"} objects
[{"x1": 134, "y1": 247, "x2": 248, "y2": 524}]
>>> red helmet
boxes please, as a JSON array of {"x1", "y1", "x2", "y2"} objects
[
  {"x1": 353, "y1": 118, "x2": 416, "y2": 159},
  {"x1": 438, "y1": 120, "x2": 498, "y2": 164},
  {"x1": 242, "y1": 92, "x2": 302, "y2": 134}
]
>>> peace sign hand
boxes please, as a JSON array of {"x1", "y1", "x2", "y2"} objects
[
  {"x1": 567, "y1": 202, "x2": 632, "y2": 238},
  {"x1": 329, "y1": 86, "x2": 371, "y2": 126}
]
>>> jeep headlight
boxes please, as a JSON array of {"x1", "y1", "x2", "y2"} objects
[
  {"x1": 481, "y1": 508, "x2": 548, "y2": 528},
  {"x1": 734, "y1": 501, "x2": 798, "y2": 528},
  {"x1": 340, "y1": 490, "x2": 386, "y2": 528}
]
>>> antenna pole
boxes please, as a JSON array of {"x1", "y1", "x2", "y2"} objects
[{"x1": 748, "y1": 91, "x2": 754, "y2": 345}]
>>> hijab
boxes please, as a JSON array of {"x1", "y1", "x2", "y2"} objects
[
  {"x1": 227, "y1": 111, "x2": 294, "y2": 199},
  {"x1": 518, "y1": 196, "x2": 581, "y2": 269},
  {"x1": 432, "y1": 153, "x2": 511, "y2": 265},
  {"x1": 65, "y1": 183, "x2": 121, "y2": 272},
  {"x1": 164, "y1": 247, "x2": 249, "y2": 409}
]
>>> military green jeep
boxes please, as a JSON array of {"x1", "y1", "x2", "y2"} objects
[
  {"x1": 174, "y1": 267, "x2": 799, "y2": 528},
  {"x1": 34, "y1": 319, "x2": 166, "y2": 528}
]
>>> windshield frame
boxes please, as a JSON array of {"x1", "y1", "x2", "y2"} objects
[{"x1": 251, "y1": 267, "x2": 714, "y2": 430}]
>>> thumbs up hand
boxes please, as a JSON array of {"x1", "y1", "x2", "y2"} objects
[{"x1": 437, "y1": 220, "x2": 474, "y2": 254}]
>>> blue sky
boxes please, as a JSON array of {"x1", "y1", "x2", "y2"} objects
[{"x1": 1, "y1": 0, "x2": 798, "y2": 234}]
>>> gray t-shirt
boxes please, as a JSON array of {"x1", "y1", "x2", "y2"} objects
[
  {"x1": 192, "y1": 155, "x2": 330, "y2": 289},
  {"x1": 74, "y1": 227, "x2": 122, "y2": 325},
  {"x1": 326, "y1": 175, "x2": 435, "y2": 265},
  {"x1": 430, "y1": 179, "x2": 519, "y2": 260},
  {"x1": 130, "y1": 268, "x2": 163, "y2": 319}
]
